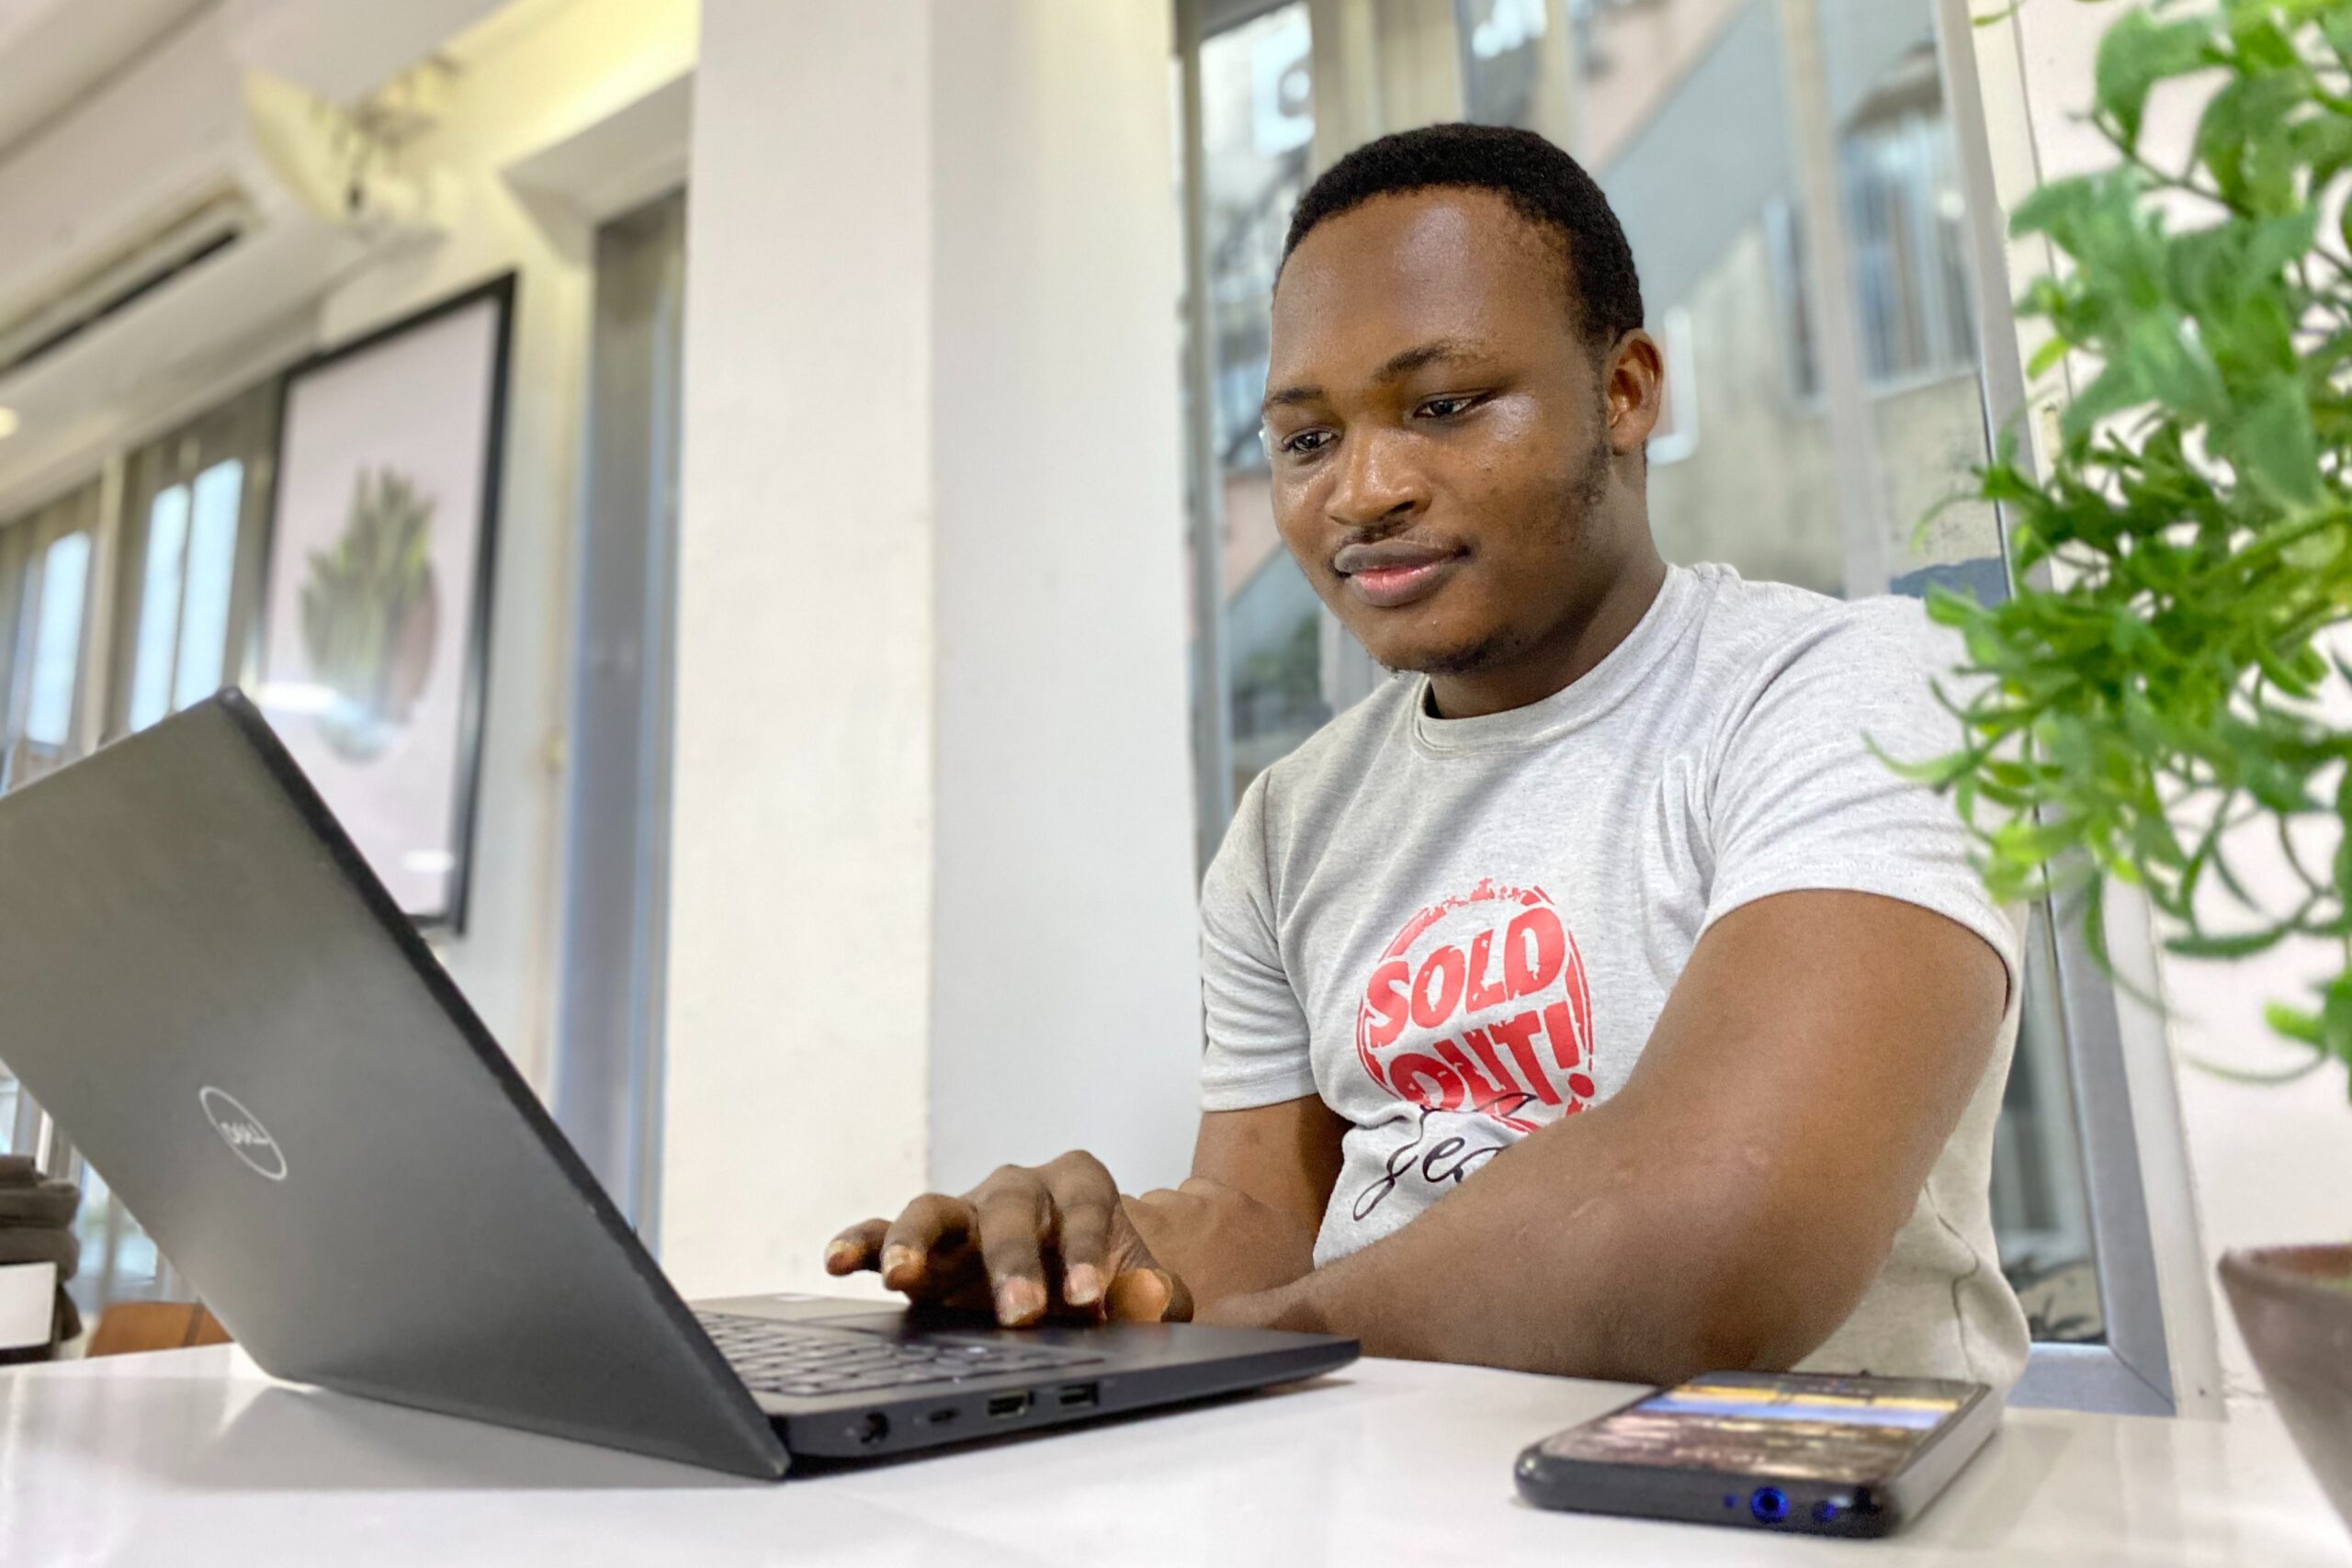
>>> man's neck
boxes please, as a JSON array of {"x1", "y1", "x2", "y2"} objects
[{"x1": 1424, "y1": 546, "x2": 1669, "y2": 720}]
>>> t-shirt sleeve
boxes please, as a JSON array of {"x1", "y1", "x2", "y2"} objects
[
  {"x1": 1702, "y1": 598, "x2": 2022, "y2": 997},
  {"x1": 1198, "y1": 771, "x2": 1320, "y2": 1111}
]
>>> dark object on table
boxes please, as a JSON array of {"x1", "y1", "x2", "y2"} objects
[
  {"x1": 2220, "y1": 1246, "x2": 2352, "y2": 1535},
  {"x1": 1515, "y1": 1370, "x2": 2001, "y2": 1539},
  {"x1": 0, "y1": 1153, "x2": 82, "y2": 1364}
]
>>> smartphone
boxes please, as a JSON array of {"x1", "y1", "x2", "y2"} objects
[{"x1": 1513, "y1": 1370, "x2": 2000, "y2": 1538}]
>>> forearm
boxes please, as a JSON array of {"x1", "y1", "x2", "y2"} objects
[
  {"x1": 1189, "y1": 1100, "x2": 1348, "y2": 1235},
  {"x1": 1206, "y1": 1098, "x2": 1878, "y2": 1382}
]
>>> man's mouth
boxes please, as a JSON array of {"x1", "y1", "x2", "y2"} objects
[{"x1": 1333, "y1": 541, "x2": 1466, "y2": 610}]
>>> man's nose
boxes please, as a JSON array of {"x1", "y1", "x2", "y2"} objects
[{"x1": 1326, "y1": 427, "x2": 1428, "y2": 531}]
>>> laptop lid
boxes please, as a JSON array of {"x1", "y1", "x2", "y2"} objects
[{"x1": 0, "y1": 693, "x2": 787, "y2": 1479}]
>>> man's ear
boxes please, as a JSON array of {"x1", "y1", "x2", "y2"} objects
[{"x1": 1602, "y1": 331, "x2": 1666, "y2": 455}]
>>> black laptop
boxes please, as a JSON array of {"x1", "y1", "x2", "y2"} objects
[{"x1": 0, "y1": 691, "x2": 1356, "y2": 1478}]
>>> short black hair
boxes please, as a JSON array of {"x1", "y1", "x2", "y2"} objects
[{"x1": 1280, "y1": 123, "x2": 1644, "y2": 349}]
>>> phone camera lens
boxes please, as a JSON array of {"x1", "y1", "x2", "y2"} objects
[
  {"x1": 1749, "y1": 1486, "x2": 1789, "y2": 1525},
  {"x1": 1813, "y1": 1499, "x2": 1842, "y2": 1524}
]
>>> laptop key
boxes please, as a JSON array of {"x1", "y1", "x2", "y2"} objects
[{"x1": 695, "y1": 1311, "x2": 1104, "y2": 1400}]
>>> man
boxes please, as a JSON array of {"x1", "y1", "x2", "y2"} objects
[{"x1": 826, "y1": 123, "x2": 2030, "y2": 1389}]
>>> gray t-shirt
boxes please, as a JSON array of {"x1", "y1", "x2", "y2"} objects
[{"x1": 1198, "y1": 562, "x2": 2030, "y2": 1388}]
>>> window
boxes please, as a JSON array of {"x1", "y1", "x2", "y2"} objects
[
  {"x1": 1177, "y1": 0, "x2": 2177, "y2": 1413},
  {"x1": 0, "y1": 378, "x2": 279, "y2": 1325},
  {"x1": 22, "y1": 534, "x2": 90, "y2": 749},
  {"x1": 0, "y1": 480, "x2": 103, "y2": 1215},
  {"x1": 0, "y1": 482, "x2": 102, "y2": 790},
  {"x1": 107, "y1": 379, "x2": 278, "y2": 740},
  {"x1": 125, "y1": 461, "x2": 244, "y2": 730},
  {"x1": 1185, "y1": 2, "x2": 1329, "y2": 848}
]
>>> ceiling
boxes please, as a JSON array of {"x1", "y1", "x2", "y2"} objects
[{"x1": 0, "y1": 0, "x2": 211, "y2": 160}]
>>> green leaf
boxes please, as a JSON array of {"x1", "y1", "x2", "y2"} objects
[
  {"x1": 2198, "y1": 73, "x2": 2312, "y2": 214},
  {"x1": 2222, "y1": 375, "x2": 2326, "y2": 507},
  {"x1": 2324, "y1": 975, "x2": 2352, "y2": 1066},
  {"x1": 2166, "y1": 924, "x2": 2293, "y2": 959},
  {"x1": 2097, "y1": 9, "x2": 2215, "y2": 148},
  {"x1": 2325, "y1": 7, "x2": 2352, "y2": 70},
  {"x1": 2185, "y1": 1047, "x2": 2330, "y2": 1085},
  {"x1": 2268, "y1": 1000, "x2": 2326, "y2": 1045},
  {"x1": 2061, "y1": 357, "x2": 2150, "y2": 445},
  {"x1": 2124, "y1": 311, "x2": 2228, "y2": 418}
]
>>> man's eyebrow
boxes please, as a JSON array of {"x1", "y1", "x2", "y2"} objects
[
  {"x1": 1261, "y1": 338, "x2": 1490, "y2": 416},
  {"x1": 1371, "y1": 338, "x2": 1486, "y2": 383},
  {"x1": 1262, "y1": 381, "x2": 1324, "y2": 413}
]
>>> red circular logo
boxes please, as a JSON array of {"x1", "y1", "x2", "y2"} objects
[{"x1": 1352, "y1": 880, "x2": 1596, "y2": 1130}]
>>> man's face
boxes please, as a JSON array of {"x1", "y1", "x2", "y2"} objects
[{"x1": 1262, "y1": 188, "x2": 1651, "y2": 678}]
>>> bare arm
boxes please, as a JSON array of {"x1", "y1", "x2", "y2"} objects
[
  {"x1": 1201, "y1": 890, "x2": 2008, "y2": 1382},
  {"x1": 1190, "y1": 1097, "x2": 1349, "y2": 1232},
  {"x1": 1111, "y1": 1097, "x2": 1349, "y2": 1316}
]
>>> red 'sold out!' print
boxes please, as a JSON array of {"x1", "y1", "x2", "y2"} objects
[{"x1": 1352, "y1": 881, "x2": 1596, "y2": 1131}]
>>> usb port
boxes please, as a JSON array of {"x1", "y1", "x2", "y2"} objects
[
  {"x1": 987, "y1": 1393, "x2": 1031, "y2": 1418},
  {"x1": 1057, "y1": 1382, "x2": 1100, "y2": 1409}
]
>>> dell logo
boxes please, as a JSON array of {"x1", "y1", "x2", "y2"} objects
[{"x1": 198, "y1": 1087, "x2": 287, "y2": 1181}]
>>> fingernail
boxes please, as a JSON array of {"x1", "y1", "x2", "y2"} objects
[
  {"x1": 880, "y1": 1245, "x2": 914, "y2": 1284},
  {"x1": 1064, "y1": 1264, "x2": 1102, "y2": 1305},
  {"x1": 996, "y1": 1279, "x2": 1041, "y2": 1323},
  {"x1": 825, "y1": 1240, "x2": 856, "y2": 1270}
]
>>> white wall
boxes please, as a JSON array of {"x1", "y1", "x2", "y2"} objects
[
  {"x1": 928, "y1": 3, "x2": 1203, "y2": 1196},
  {"x1": 1997, "y1": 0, "x2": 2349, "y2": 1403},
  {"x1": 667, "y1": 0, "x2": 1203, "y2": 1297}
]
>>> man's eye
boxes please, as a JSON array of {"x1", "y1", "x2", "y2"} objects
[
  {"x1": 1418, "y1": 395, "x2": 1479, "y2": 420},
  {"x1": 1279, "y1": 429, "x2": 1334, "y2": 457}
]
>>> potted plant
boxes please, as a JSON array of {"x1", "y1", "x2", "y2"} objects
[{"x1": 1912, "y1": 0, "x2": 2352, "y2": 1527}]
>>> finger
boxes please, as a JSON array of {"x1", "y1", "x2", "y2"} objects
[
  {"x1": 1103, "y1": 1267, "x2": 1191, "y2": 1324},
  {"x1": 877, "y1": 1194, "x2": 976, "y2": 1292},
  {"x1": 1041, "y1": 1157, "x2": 1120, "y2": 1310},
  {"x1": 972, "y1": 1170, "x2": 1053, "y2": 1325},
  {"x1": 1102, "y1": 1197, "x2": 1190, "y2": 1323},
  {"x1": 824, "y1": 1219, "x2": 890, "y2": 1276}
]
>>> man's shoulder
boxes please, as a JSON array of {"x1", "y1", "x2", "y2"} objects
[
  {"x1": 1250, "y1": 674, "x2": 1419, "y2": 817},
  {"x1": 1685, "y1": 564, "x2": 1948, "y2": 687}
]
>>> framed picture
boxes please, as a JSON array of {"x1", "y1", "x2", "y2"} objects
[{"x1": 255, "y1": 275, "x2": 514, "y2": 931}]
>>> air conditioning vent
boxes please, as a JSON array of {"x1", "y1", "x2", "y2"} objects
[{"x1": 0, "y1": 188, "x2": 254, "y2": 379}]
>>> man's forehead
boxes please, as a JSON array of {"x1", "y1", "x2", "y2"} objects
[
  {"x1": 1261, "y1": 197, "x2": 1571, "y2": 392},
  {"x1": 1268, "y1": 189, "x2": 1571, "y2": 383}
]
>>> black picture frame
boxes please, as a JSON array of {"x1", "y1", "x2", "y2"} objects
[{"x1": 254, "y1": 273, "x2": 515, "y2": 933}]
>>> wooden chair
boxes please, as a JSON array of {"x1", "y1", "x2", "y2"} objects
[{"x1": 85, "y1": 1302, "x2": 232, "y2": 1357}]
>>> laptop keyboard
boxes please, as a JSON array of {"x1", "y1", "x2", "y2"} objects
[{"x1": 695, "y1": 1311, "x2": 1102, "y2": 1399}]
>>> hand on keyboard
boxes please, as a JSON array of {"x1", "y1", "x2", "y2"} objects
[{"x1": 825, "y1": 1150, "x2": 1191, "y2": 1328}]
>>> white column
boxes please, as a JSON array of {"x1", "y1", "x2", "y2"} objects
[
  {"x1": 927, "y1": 3, "x2": 1203, "y2": 1196},
  {"x1": 667, "y1": 1, "x2": 1201, "y2": 1296},
  {"x1": 665, "y1": 1, "x2": 936, "y2": 1297}
]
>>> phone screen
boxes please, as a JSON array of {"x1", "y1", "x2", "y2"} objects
[{"x1": 1539, "y1": 1371, "x2": 1973, "y2": 1484}]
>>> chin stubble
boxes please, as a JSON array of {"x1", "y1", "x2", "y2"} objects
[{"x1": 1379, "y1": 433, "x2": 1614, "y2": 681}]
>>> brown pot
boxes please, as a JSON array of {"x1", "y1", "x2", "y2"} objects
[{"x1": 2218, "y1": 1246, "x2": 2352, "y2": 1534}]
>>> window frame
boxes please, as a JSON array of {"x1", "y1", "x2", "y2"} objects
[{"x1": 1927, "y1": 0, "x2": 2213, "y2": 1416}]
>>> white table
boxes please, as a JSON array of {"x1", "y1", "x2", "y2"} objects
[{"x1": 0, "y1": 1347, "x2": 2343, "y2": 1566}]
